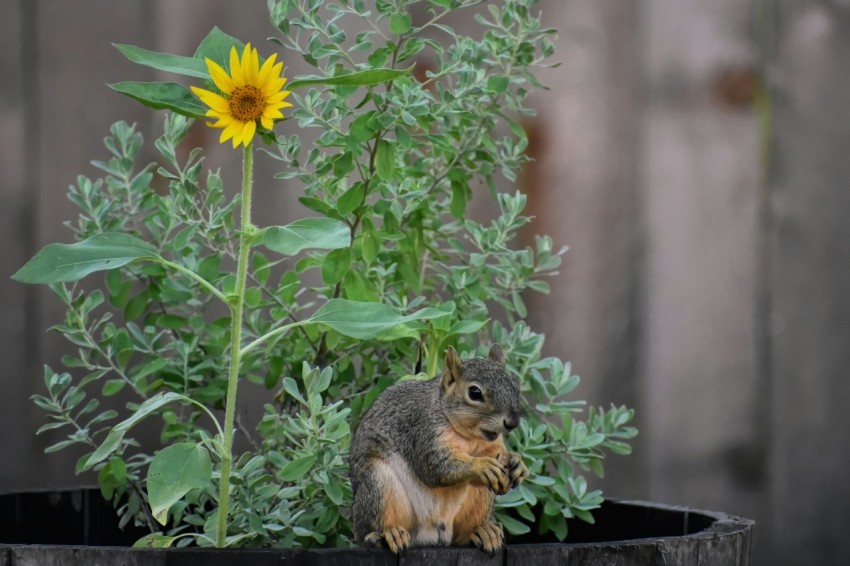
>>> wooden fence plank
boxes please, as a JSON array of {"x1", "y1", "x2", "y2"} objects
[
  {"x1": 26, "y1": 0, "x2": 155, "y2": 490},
  {"x1": 767, "y1": 1, "x2": 850, "y2": 564},
  {"x1": 641, "y1": 0, "x2": 764, "y2": 531},
  {"x1": 522, "y1": 0, "x2": 645, "y2": 499},
  {"x1": 0, "y1": 0, "x2": 34, "y2": 493}
]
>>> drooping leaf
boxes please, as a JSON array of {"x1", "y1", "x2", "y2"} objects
[
  {"x1": 84, "y1": 429, "x2": 126, "y2": 471},
  {"x1": 113, "y1": 44, "x2": 209, "y2": 78},
  {"x1": 133, "y1": 534, "x2": 179, "y2": 548},
  {"x1": 12, "y1": 233, "x2": 160, "y2": 284},
  {"x1": 147, "y1": 443, "x2": 212, "y2": 525},
  {"x1": 288, "y1": 66, "x2": 414, "y2": 90},
  {"x1": 261, "y1": 218, "x2": 350, "y2": 256},
  {"x1": 82, "y1": 392, "x2": 187, "y2": 470},
  {"x1": 308, "y1": 299, "x2": 454, "y2": 340},
  {"x1": 108, "y1": 82, "x2": 206, "y2": 119}
]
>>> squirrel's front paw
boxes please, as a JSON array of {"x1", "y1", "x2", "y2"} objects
[
  {"x1": 470, "y1": 522, "x2": 504, "y2": 554},
  {"x1": 364, "y1": 526, "x2": 410, "y2": 555},
  {"x1": 473, "y1": 457, "x2": 510, "y2": 495},
  {"x1": 506, "y1": 452, "x2": 529, "y2": 489}
]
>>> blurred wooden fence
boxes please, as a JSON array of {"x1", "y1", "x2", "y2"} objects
[{"x1": 1, "y1": 1, "x2": 849, "y2": 564}]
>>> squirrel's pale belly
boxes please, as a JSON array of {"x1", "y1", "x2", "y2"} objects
[{"x1": 374, "y1": 453, "x2": 469, "y2": 545}]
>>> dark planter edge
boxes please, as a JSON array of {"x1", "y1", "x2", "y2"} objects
[{"x1": 0, "y1": 491, "x2": 755, "y2": 566}]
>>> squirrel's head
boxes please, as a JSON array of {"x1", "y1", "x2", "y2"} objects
[{"x1": 440, "y1": 344, "x2": 521, "y2": 442}]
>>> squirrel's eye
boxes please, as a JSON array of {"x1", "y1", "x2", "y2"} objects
[{"x1": 468, "y1": 386, "x2": 484, "y2": 402}]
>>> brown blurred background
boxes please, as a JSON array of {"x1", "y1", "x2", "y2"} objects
[{"x1": 2, "y1": 1, "x2": 849, "y2": 564}]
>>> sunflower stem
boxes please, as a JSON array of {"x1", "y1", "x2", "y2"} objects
[{"x1": 216, "y1": 140, "x2": 253, "y2": 548}]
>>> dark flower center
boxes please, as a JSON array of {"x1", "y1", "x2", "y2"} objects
[{"x1": 230, "y1": 86, "x2": 264, "y2": 122}]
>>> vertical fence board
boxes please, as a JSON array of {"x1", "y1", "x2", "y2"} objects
[
  {"x1": 0, "y1": 0, "x2": 33, "y2": 493},
  {"x1": 28, "y1": 0, "x2": 154, "y2": 489},
  {"x1": 768, "y1": 1, "x2": 850, "y2": 564},
  {"x1": 523, "y1": 0, "x2": 644, "y2": 498},
  {"x1": 641, "y1": 0, "x2": 764, "y2": 529}
]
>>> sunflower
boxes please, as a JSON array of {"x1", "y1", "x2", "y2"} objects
[{"x1": 191, "y1": 43, "x2": 292, "y2": 148}]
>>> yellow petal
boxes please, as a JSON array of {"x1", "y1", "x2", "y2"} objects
[
  {"x1": 192, "y1": 88, "x2": 230, "y2": 113},
  {"x1": 251, "y1": 47, "x2": 261, "y2": 84},
  {"x1": 241, "y1": 43, "x2": 258, "y2": 86},
  {"x1": 240, "y1": 120, "x2": 257, "y2": 146},
  {"x1": 260, "y1": 116, "x2": 274, "y2": 130},
  {"x1": 190, "y1": 85, "x2": 214, "y2": 99},
  {"x1": 266, "y1": 93, "x2": 291, "y2": 106},
  {"x1": 220, "y1": 122, "x2": 240, "y2": 144},
  {"x1": 229, "y1": 46, "x2": 244, "y2": 87},
  {"x1": 257, "y1": 53, "x2": 278, "y2": 87},
  {"x1": 266, "y1": 101, "x2": 293, "y2": 112},
  {"x1": 232, "y1": 122, "x2": 247, "y2": 148},
  {"x1": 206, "y1": 58, "x2": 234, "y2": 95},
  {"x1": 206, "y1": 115, "x2": 229, "y2": 129},
  {"x1": 262, "y1": 108, "x2": 284, "y2": 120},
  {"x1": 262, "y1": 77, "x2": 287, "y2": 97}
]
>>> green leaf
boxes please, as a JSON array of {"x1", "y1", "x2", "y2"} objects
[
  {"x1": 447, "y1": 319, "x2": 488, "y2": 336},
  {"x1": 114, "y1": 44, "x2": 209, "y2": 78},
  {"x1": 486, "y1": 76, "x2": 510, "y2": 94},
  {"x1": 101, "y1": 379, "x2": 126, "y2": 397},
  {"x1": 110, "y1": 456, "x2": 128, "y2": 484},
  {"x1": 13, "y1": 233, "x2": 159, "y2": 284},
  {"x1": 449, "y1": 182, "x2": 470, "y2": 219},
  {"x1": 337, "y1": 183, "x2": 365, "y2": 217},
  {"x1": 498, "y1": 513, "x2": 531, "y2": 535},
  {"x1": 288, "y1": 66, "x2": 414, "y2": 90},
  {"x1": 147, "y1": 443, "x2": 212, "y2": 525},
  {"x1": 83, "y1": 392, "x2": 187, "y2": 470},
  {"x1": 261, "y1": 218, "x2": 350, "y2": 256},
  {"x1": 349, "y1": 111, "x2": 376, "y2": 143},
  {"x1": 360, "y1": 218, "x2": 379, "y2": 266},
  {"x1": 194, "y1": 26, "x2": 245, "y2": 66},
  {"x1": 390, "y1": 13, "x2": 412, "y2": 34},
  {"x1": 308, "y1": 299, "x2": 454, "y2": 340},
  {"x1": 280, "y1": 454, "x2": 317, "y2": 481},
  {"x1": 375, "y1": 139, "x2": 395, "y2": 181},
  {"x1": 325, "y1": 481, "x2": 344, "y2": 505},
  {"x1": 322, "y1": 248, "x2": 351, "y2": 285},
  {"x1": 84, "y1": 429, "x2": 125, "y2": 471},
  {"x1": 108, "y1": 82, "x2": 206, "y2": 119},
  {"x1": 133, "y1": 534, "x2": 179, "y2": 548}
]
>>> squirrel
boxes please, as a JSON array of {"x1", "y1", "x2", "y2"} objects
[{"x1": 349, "y1": 344, "x2": 529, "y2": 554}]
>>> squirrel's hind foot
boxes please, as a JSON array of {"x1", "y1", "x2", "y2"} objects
[
  {"x1": 470, "y1": 522, "x2": 504, "y2": 555},
  {"x1": 364, "y1": 527, "x2": 411, "y2": 555}
]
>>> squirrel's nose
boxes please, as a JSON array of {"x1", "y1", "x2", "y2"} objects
[{"x1": 504, "y1": 411, "x2": 520, "y2": 431}]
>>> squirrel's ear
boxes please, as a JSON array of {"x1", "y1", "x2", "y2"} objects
[
  {"x1": 488, "y1": 344, "x2": 506, "y2": 366},
  {"x1": 442, "y1": 346, "x2": 463, "y2": 391}
]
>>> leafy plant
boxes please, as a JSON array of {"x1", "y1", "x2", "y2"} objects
[{"x1": 15, "y1": 0, "x2": 636, "y2": 549}]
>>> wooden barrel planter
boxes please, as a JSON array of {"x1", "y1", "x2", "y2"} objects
[{"x1": 0, "y1": 488, "x2": 753, "y2": 565}]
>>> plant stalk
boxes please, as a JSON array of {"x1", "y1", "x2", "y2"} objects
[{"x1": 216, "y1": 141, "x2": 254, "y2": 548}]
